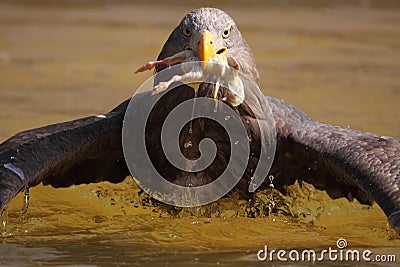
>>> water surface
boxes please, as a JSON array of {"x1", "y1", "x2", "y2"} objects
[{"x1": 0, "y1": 1, "x2": 399, "y2": 266}]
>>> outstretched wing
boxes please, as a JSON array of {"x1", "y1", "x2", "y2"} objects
[
  {"x1": 267, "y1": 96, "x2": 400, "y2": 233},
  {"x1": 0, "y1": 92, "x2": 399, "y2": 233},
  {"x1": 0, "y1": 99, "x2": 131, "y2": 209}
]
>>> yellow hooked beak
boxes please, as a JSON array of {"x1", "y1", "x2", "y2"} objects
[{"x1": 198, "y1": 30, "x2": 227, "y2": 71}]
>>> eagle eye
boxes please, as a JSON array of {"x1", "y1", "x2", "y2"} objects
[
  {"x1": 222, "y1": 26, "x2": 232, "y2": 39},
  {"x1": 182, "y1": 26, "x2": 192, "y2": 37}
]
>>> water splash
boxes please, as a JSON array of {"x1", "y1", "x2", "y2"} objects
[
  {"x1": 249, "y1": 177, "x2": 257, "y2": 192},
  {"x1": 1, "y1": 205, "x2": 8, "y2": 237},
  {"x1": 188, "y1": 89, "x2": 198, "y2": 135},
  {"x1": 184, "y1": 140, "x2": 193, "y2": 149},
  {"x1": 213, "y1": 103, "x2": 218, "y2": 113},
  {"x1": 243, "y1": 176, "x2": 275, "y2": 218},
  {"x1": 266, "y1": 175, "x2": 276, "y2": 215},
  {"x1": 20, "y1": 186, "x2": 30, "y2": 223}
]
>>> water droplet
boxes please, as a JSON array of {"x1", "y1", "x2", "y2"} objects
[
  {"x1": 270, "y1": 200, "x2": 275, "y2": 207},
  {"x1": 169, "y1": 233, "x2": 177, "y2": 239},
  {"x1": 189, "y1": 127, "x2": 193, "y2": 134},
  {"x1": 10, "y1": 156, "x2": 15, "y2": 160},
  {"x1": 184, "y1": 141, "x2": 193, "y2": 149},
  {"x1": 247, "y1": 136, "x2": 252, "y2": 142},
  {"x1": 1, "y1": 206, "x2": 7, "y2": 231},
  {"x1": 20, "y1": 186, "x2": 29, "y2": 223},
  {"x1": 249, "y1": 177, "x2": 257, "y2": 191},
  {"x1": 269, "y1": 175, "x2": 274, "y2": 182},
  {"x1": 266, "y1": 174, "x2": 276, "y2": 216},
  {"x1": 234, "y1": 140, "x2": 239, "y2": 145},
  {"x1": 269, "y1": 176, "x2": 275, "y2": 189},
  {"x1": 246, "y1": 120, "x2": 250, "y2": 124},
  {"x1": 224, "y1": 115, "x2": 230, "y2": 120},
  {"x1": 269, "y1": 183, "x2": 275, "y2": 189}
]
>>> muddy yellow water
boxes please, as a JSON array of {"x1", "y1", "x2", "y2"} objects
[{"x1": 1, "y1": 1, "x2": 400, "y2": 266}]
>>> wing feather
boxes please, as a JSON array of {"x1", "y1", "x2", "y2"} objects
[
  {"x1": 267, "y1": 96, "x2": 400, "y2": 232},
  {"x1": 0, "y1": 100, "x2": 130, "y2": 208}
]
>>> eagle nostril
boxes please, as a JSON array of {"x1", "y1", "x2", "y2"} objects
[
  {"x1": 185, "y1": 46, "x2": 194, "y2": 51},
  {"x1": 216, "y1": 47, "x2": 227, "y2": 54}
]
